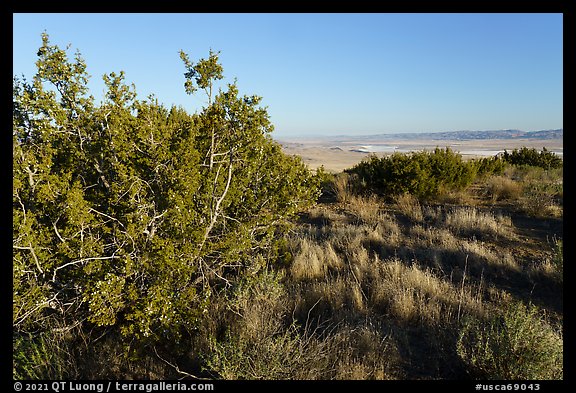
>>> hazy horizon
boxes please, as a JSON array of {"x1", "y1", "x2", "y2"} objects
[{"x1": 273, "y1": 127, "x2": 564, "y2": 140}]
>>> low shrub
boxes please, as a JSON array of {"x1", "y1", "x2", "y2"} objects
[
  {"x1": 457, "y1": 302, "x2": 563, "y2": 380},
  {"x1": 472, "y1": 156, "x2": 506, "y2": 178},
  {"x1": 502, "y1": 147, "x2": 562, "y2": 169},
  {"x1": 347, "y1": 147, "x2": 503, "y2": 199},
  {"x1": 520, "y1": 184, "x2": 563, "y2": 218}
]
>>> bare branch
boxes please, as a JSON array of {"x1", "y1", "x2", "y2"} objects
[
  {"x1": 15, "y1": 191, "x2": 27, "y2": 227},
  {"x1": 222, "y1": 215, "x2": 241, "y2": 225},
  {"x1": 13, "y1": 243, "x2": 44, "y2": 274},
  {"x1": 92, "y1": 160, "x2": 110, "y2": 190},
  {"x1": 197, "y1": 149, "x2": 234, "y2": 256},
  {"x1": 53, "y1": 216, "x2": 69, "y2": 244},
  {"x1": 144, "y1": 210, "x2": 167, "y2": 240},
  {"x1": 13, "y1": 288, "x2": 64, "y2": 329},
  {"x1": 25, "y1": 165, "x2": 36, "y2": 190},
  {"x1": 51, "y1": 255, "x2": 120, "y2": 282},
  {"x1": 89, "y1": 208, "x2": 125, "y2": 229}
]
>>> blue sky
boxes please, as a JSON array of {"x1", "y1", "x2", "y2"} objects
[{"x1": 13, "y1": 13, "x2": 563, "y2": 138}]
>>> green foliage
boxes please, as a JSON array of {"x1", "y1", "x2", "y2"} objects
[
  {"x1": 346, "y1": 147, "x2": 501, "y2": 199},
  {"x1": 472, "y1": 156, "x2": 506, "y2": 178},
  {"x1": 13, "y1": 329, "x2": 78, "y2": 379},
  {"x1": 457, "y1": 302, "x2": 563, "y2": 380},
  {"x1": 315, "y1": 166, "x2": 336, "y2": 199},
  {"x1": 502, "y1": 147, "x2": 562, "y2": 169},
  {"x1": 13, "y1": 34, "x2": 319, "y2": 349},
  {"x1": 179, "y1": 49, "x2": 224, "y2": 98}
]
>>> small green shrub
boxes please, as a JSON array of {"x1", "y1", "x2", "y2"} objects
[
  {"x1": 346, "y1": 147, "x2": 502, "y2": 199},
  {"x1": 457, "y1": 302, "x2": 563, "y2": 380},
  {"x1": 473, "y1": 156, "x2": 506, "y2": 178},
  {"x1": 206, "y1": 323, "x2": 325, "y2": 380},
  {"x1": 502, "y1": 147, "x2": 562, "y2": 169},
  {"x1": 500, "y1": 164, "x2": 562, "y2": 217},
  {"x1": 315, "y1": 166, "x2": 337, "y2": 200}
]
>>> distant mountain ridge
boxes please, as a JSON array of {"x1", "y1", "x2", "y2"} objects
[{"x1": 333, "y1": 129, "x2": 563, "y2": 142}]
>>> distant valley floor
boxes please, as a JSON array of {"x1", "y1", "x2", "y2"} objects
[{"x1": 279, "y1": 137, "x2": 563, "y2": 172}]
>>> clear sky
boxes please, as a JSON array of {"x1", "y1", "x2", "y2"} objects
[{"x1": 13, "y1": 13, "x2": 563, "y2": 138}]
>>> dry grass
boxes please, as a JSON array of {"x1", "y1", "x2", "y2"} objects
[
  {"x1": 461, "y1": 241, "x2": 518, "y2": 271},
  {"x1": 520, "y1": 196, "x2": 563, "y2": 219},
  {"x1": 408, "y1": 223, "x2": 519, "y2": 274},
  {"x1": 422, "y1": 205, "x2": 444, "y2": 224},
  {"x1": 528, "y1": 237, "x2": 563, "y2": 283},
  {"x1": 368, "y1": 257, "x2": 485, "y2": 326},
  {"x1": 346, "y1": 194, "x2": 382, "y2": 225},
  {"x1": 290, "y1": 226, "x2": 487, "y2": 329},
  {"x1": 435, "y1": 188, "x2": 478, "y2": 206},
  {"x1": 282, "y1": 170, "x2": 563, "y2": 379},
  {"x1": 202, "y1": 270, "x2": 342, "y2": 380},
  {"x1": 410, "y1": 225, "x2": 459, "y2": 250},
  {"x1": 485, "y1": 175, "x2": 523, "y2": 202},
  {"x1": 320, "y1": 217, "x2": 401, "y2": 253},
  {"x1": 199, "y1": 266, "x2": 404, "y2": 380},
  {"x1": 307, "y1": 205, "x2": 344, "y2": 223},
  {"x1": 49, "y1": 196, "x2": 559, "y2": 380},
  {"x1": 329, "y1": 324, "x2": 400, "y2": 380},
  {"x1": 373, "y1": 214, "x2": 403, "y2": 246},
  {"x1": 283, "y1": 169, "x2": 563, "y2": 379},
  {"x1": 331, "y1": 172, "x2": 355, "y2": 203},
  {"x1": 303, "y1": 275, "x2": 367, "y2": 318},
  {"x1": 394, "y1": 193, "x2": 423, "y2": 222},
  {"x1": 290, "y1": 238, "x2": 344, "y2": 280},
  {"x1": 444, "y1": 207, "x2": 514, "y2": 239}
]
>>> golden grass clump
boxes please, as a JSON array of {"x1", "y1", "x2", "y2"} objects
[
  {"x1": 346, "y1": 194, "x2": 381, "y2": 225},
  {"x1": 332, "y1": 172, "x2": 355, "y2": 204},
  {"x1": 444, "y1": 207, "x2": 513, "y2": 239},
  {"x1": 290, "y1": 238, "x2": 344, "y2": 280},
  {"x1": 394, "y1": 193, "x2": 423, "y2": 222},
  {"x1": 410, "y1": 225, "x2": 459, "y2": 251},
  {"x1": 485, "y1": 175, "x2": 523, "y2": 202},
  {"x1": 330, "y1": 325, "x2": 398, "y2": 380},
  {"x1": 368, "y1": 257, "x2": 484, "y2": 326}
]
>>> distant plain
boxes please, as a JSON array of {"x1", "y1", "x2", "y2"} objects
[{"x1": 279, "y1": 136, "x2": 564, "y2": 172}]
